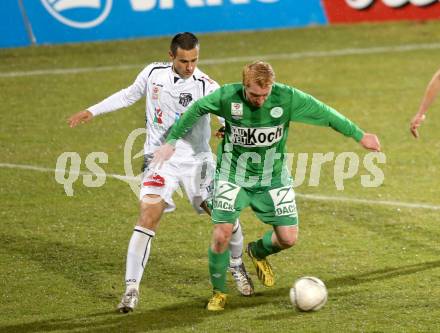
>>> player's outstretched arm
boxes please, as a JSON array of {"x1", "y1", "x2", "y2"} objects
[
  {"x1": 410, "y1": 114, "x2": 426, "y2": 139},
  {"x1": 411, "y1": 69, "x2": 440, "y2": 138},
  {"x1": 359, "y1": 133, "x2": 381, "y2": 152},
  {"x1": 68, "y1": 110, "x2": 93, "y2": 128}
]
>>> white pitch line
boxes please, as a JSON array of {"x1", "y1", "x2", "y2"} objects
[
  {"x1": 0, "y1": 162, "x2": 139, "y2": 182},
  {"x1": 296, "y1": 193, "x2": 440, "y2": 211},
  {"x1": 2, "y1": 42, "x2": 440, "y2": 78},
  {"x1": 0, "y1": 64, "x2": 143, "y2": 78},
  {"x1": 1, "y1": 162, "x2": 440, "y2": 211}
]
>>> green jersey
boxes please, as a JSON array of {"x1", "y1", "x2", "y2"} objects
[{"x1": 166, "y1": 83, "x2": 364, "y2": 189}]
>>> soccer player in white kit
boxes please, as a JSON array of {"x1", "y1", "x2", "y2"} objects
[{"x1": 68, "y1": 33, "x2": 253, "y2": 312}]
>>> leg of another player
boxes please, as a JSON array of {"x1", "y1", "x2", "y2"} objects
[
  {"x1": 201, "y1": 202, "x2": 253, "y2": 295},
  {"x1": 200, "y1": 201, "x2": 244, "y2": 264},
  {"x1": 118, "y1": 194, "x2": 166, "y2": 313},
  {"x1": 246, "y1": 225, "x2": 298, "y2": 288},
  {"x1": 272, "y1": 225, "x2": 298, "y2": 250},
  {"x1": 228, "y1": 220, "x2": 254, "y2": 296},
  {"x1": 229, "y1": 220, "x2": 243, "y2": 265},
  {"x1": 200, "y1": 200, "x2": 253, "y2": 294},
  {"x1": 207, "y1": 223, "x2": 233, "y2": 311},
  {"x1": 249, "y1": 225, "x2": 297, "y2": 259}
]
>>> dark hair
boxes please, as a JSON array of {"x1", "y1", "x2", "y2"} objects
[{"x1": 170, "y1": 32, "x2": 199, "y2": 56}]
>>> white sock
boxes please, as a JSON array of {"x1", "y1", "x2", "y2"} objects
[
  {"x1": 125, "y1": 226, "x2": 155, "y2": 292},
  {"x1": 229, "y1": 219, "x2": 243, "y2": 266}
]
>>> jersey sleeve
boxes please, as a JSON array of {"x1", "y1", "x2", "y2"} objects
[
  {"x1": 194, "y1": 72, "x2": 225, "y2": 125},
  {"x1": 166, "y1": 87, "x2": 223, "y2": 144},
  {"x1": 206, "y1": 80, "x2": 225, "y2": 126},
  {"x1": 87, "y1": 65, "x2": 150, "y2": 116},
  {"x1": 207, "y1": 80, "x2": 220, "y2": 95},
  {"x1": 289, "y1": 88, "x2": 364, "y2": 142}
]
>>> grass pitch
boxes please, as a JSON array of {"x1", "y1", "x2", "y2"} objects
[{"x1": 1, "y1": 20, "x2": 440, "y2": 332}]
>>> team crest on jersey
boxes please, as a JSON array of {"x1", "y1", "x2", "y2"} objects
[
  {"x1": 230, "y1": 125, "x2": 284, "y2": 147},
  {"x1": 231, "y1": 102, "x2": 243, "y2": 119},
  {"x1": 270, "y1": 107, "x2": 283, "y2": 118},
  {"x1": 179, "y1": 93, "x2": 193, "y2": 107}
]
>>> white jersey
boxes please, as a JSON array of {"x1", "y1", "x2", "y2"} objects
[{"x1": 87, "y1": 62, "x2": 220, "y2": 160}]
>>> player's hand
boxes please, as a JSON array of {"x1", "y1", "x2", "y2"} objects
[
  {"x1": 360, "y1": 133, "x2": 381, "y2": 152},
  {"x1": 410, "y1": 113, "x2": 426, "y2": 138},
  {"x1": 68, "y1": 110, "x2": 93, "y2": 128},
  {"x1": 151, "y1": 143, "x2": 175, "y2": 169},
  {"x1": 215, "y1": 126, "x2": 225, "y2": 139}
]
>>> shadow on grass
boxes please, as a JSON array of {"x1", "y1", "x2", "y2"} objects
[
  {"x1": 0, "y1": 232, "x2": 207, "y2": 299},
  {"x1": 5, "y1": 258, "x2": 436, "y2": 332},
  {"x1": 0, "y1": 290, "x2": 290, "y2": 333},
  {"x1": 1, "y1": 232, "x2": 120, "y2": 291},
  {"x1": 256, "y1": 259, "x2": 440, "y2": 321},
  {"x1": 4, "y1": 229, "x2": 439, "y2": 331},
  {"x1": 326, "y1": 259, "x2": 440, "y2": 289},
  {"x1": 0, "y1": 300, "x2": 206, "y2": 333}
]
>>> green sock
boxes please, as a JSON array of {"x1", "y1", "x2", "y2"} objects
[
  {"x1": 208, "y1": 247, "x2": 230, "y2": 293},
  {"x1": 251, "y1": 230, "x2": 282, "y2": 259}
]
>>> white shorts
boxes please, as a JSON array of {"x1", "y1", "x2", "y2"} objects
[{"x1": 139, "y1": 155, "x2": 215, "y2": 214}]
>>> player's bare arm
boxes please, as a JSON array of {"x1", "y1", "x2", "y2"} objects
[
  {"x1": 410, "y1": 114, "x2": 426, "y2": 139},
  {"x1": 411, "y1": 68, "x2": 440, "y2": 138},
  {"x1": 68, "y1": 110, "x2": 93, "y2": 128}
]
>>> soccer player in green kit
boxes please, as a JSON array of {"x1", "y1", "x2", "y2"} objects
[{"x1": 152, "y1": 61, "x2": 381, "y2": 311}]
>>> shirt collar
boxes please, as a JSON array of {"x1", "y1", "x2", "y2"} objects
[{"x1": 171, "y1": 67, "x2": 197, "y2": 83}]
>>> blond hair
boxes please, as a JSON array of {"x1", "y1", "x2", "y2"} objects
[{"x1": 242, "y1": 61, "x2": 275, "y2": 88}]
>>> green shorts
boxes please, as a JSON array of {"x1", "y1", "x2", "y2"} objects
[{"x1": 211, "y1": 180, "x2": 298, "y2": 227}]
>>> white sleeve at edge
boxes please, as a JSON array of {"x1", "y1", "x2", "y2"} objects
[
  {"x1": 207, "y1": 81, "x2": 225, "y2": 126},
  {"x1": 87, "y1": 67, "x2": 149, "y2": 116}
]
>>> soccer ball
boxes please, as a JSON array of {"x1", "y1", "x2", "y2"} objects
[{"x1": 289, "y1": 276, "x2": 327, "y2": 311}]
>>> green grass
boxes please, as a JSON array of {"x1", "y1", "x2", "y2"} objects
[{"x1": 2, "y1": 20, "x2": 440, "y2": 332}]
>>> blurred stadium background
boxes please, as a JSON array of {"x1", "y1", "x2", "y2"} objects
[{"x1": 2, "y1": 1, "x2": 440, "y2": 332}]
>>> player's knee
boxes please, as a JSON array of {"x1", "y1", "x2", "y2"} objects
[
  {"x1": 137, "y1": 214, "x2": 158, "y2": 228},
  {"x1": 137, "y1": 195, "x2": 165, "y2": 229},
  {"x1": 212, "y1": 225, "x2": 232, "y2": 252},
  {"x1": 213, "y1": 232, "x2": 231, "y2": 248},
  {"x1": 212, "y1": 241, "x2": 228, "y2": 253},
  {"x1": 278, "y1": 234, "x2": 297, "y2": 249}
]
